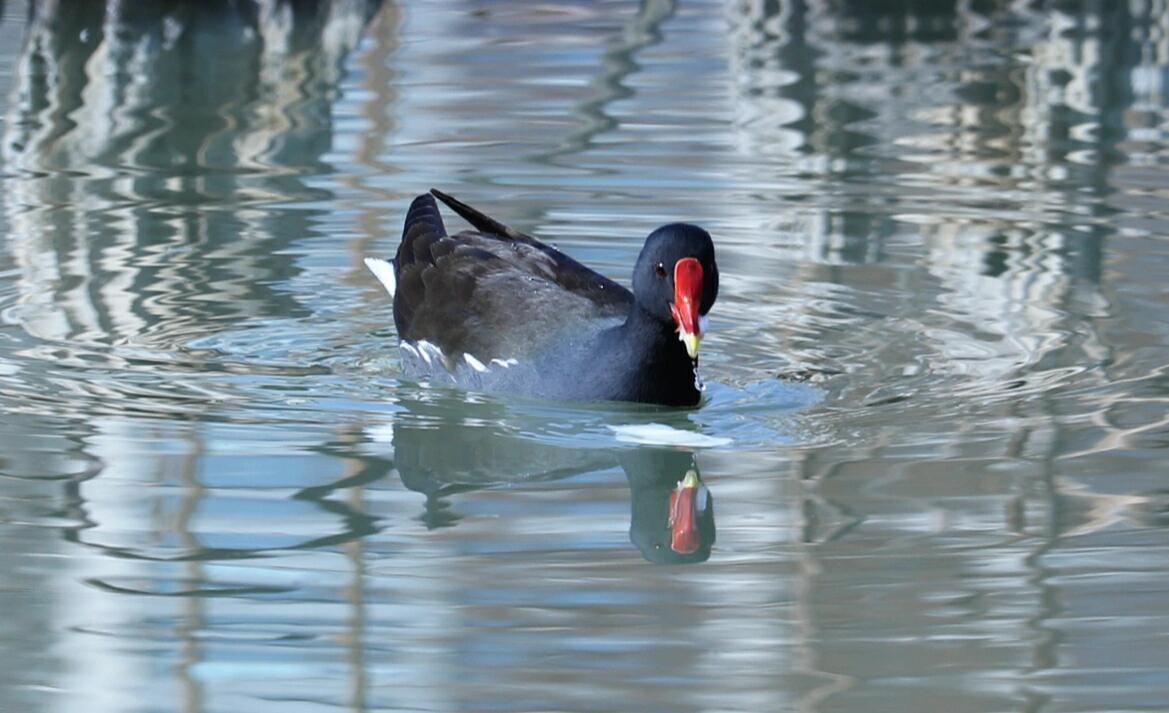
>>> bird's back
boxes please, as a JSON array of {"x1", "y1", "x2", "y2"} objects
[{"x1": 390, "y1": 192, "x2": 632, "y2": 370}]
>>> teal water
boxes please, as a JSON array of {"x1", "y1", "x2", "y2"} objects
[{"x1": 2, "y1": 1, "x2": 1169, "y2": 711}]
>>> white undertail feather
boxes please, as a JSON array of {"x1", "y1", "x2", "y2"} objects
[{"x1": 363, "y1": 257, "x2": 397, "y2": 298}]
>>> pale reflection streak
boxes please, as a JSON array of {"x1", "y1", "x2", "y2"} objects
[
  {"x1": 177, "y1": 427, "x2": 207, "y2": 713},
  {"x1": 330, "y1": 14, "x2": 407, "y2": 702},
  {"x1": 346, "y1": 7, "x2": 403, "y2": 292},
  {"x1": 339, "y1": 427, "x2": 369, "y2": 713}
]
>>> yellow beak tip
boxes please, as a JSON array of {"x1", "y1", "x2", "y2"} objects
[{"x1": 681, "y1": 332, "x2": 701, "y2": 359}]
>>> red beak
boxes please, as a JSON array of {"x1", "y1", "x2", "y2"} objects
[
  {"x1": 670, "y1": 257, "x2": 704, "y2": 358},
  {"x1": 667, "y1": 470, "x2": 702, "y2": 555}
]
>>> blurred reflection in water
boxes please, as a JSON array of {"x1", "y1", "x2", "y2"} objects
[
  {"x1": 728, "y1": 0, "x2": 1117, "y2": 398},
  {"x1": 0, "y1": 4, "x2": 392, "y2": 710},
  {"x1": 387, "y1": 393, "x2": 716, "y2": 563},
  {"x1": 3, "y1": 0, "x2": 382, "y2": 348}
]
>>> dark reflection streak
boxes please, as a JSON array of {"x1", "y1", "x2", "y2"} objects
[
  {"x1": 1021, "y1": 428, "x2": 1066, "y2": 680},
  {"x1": 820, "y1": 506, "x2": 863, "y2": 543},
  {"x1": 799, "y1": 487, "x2": 862, "y2": 544},
  {"x1": 799, "y1": 456, "x2": 865, "y2": 544},
  {"x1": 533, "y1": 0, "x2": 676, "y2": 165},
  {"x1": 60, "y1": 540, "x2": 266, "y2": 563},
  {"x1": 66, "y1": 497, "x2": 379, "y2": 563},
  {"x1": 293, "y1": 452, "x2": 393, "y2": 501},
  {"x1": 764, "y1": 0, "x2": 818, "y2": 151},
  {"x1": 799, "y1": 496, "x2": 819, "y2": 544},
  {"x1": 409, "y1": 467, "x2": 600, "y2": 531},
  {"x1": 59, "y1": 434, "x2": 105, "y2": 550},
  {"x1": 84, "y1": 579, "x2": 291, "y2": 598},
  {"x1": 284, "y1": 499, "x2": 381, "y2": 551},
  {"x1": 405, "y1": 465, "x2": 615, "y2": 531},
  {"x1": 1088, "y1": 3, "x2": 1138, "y2": 170}
]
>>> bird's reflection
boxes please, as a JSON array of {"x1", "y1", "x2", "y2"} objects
[
  {"x1": 386, "y1": 393, "x2": 716, "y2": 564},
  {"x1": 620, "y1": 448, "x2": 715, "y2": 564}
]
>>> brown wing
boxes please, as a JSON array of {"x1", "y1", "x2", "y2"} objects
[{"x1": 392, "y1": 193, "x2": 632, "y2": 360}]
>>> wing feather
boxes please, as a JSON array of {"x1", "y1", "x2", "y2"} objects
[{"x1": 388, "y1": 193, "x2": 633, "y2": 361}]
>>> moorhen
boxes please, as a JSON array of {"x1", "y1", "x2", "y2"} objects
[{"x1": 365, "y1": 190, "x2": 718, "y2": 406}]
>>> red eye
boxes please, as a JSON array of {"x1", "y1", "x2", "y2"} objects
[{"x1": 655, "y1": 262, "x2": 667, "y2": 277}]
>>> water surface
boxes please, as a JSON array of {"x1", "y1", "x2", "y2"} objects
[{"x1": 2, "y1": 1, "x2": 1169, "y2": 711}]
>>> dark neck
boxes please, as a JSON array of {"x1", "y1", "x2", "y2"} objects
[
  {"x1": 609, "y1": 304, "x2": 700, "y2": 406},
  {"x1": 620, "y1": 304, "x2": 678, "y2": 353}
]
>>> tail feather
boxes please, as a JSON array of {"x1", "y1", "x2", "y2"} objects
[
  {"x1": 430, "y1": 188, "x2": 528, "y2": 240},
  {"x1": 403, "y1": 193, "x2": 446, "y2": 242}
]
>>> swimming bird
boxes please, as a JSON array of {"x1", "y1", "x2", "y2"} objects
[{"x1": 364, "y1": 189, "x2": 718, "y2": 406}]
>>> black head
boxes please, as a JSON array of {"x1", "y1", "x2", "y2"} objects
[{"x1": 631, "y1": 224, "x2": 719, "y2": 356}]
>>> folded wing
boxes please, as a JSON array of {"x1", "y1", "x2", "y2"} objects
[{"x1": 391, "y1": 193, "x2": 633, "y2": 361}]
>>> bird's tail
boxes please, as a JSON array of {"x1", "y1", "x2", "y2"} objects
[
  {"x1": 403, "y1": 192, "x2": 447, "y2": 242},
  {"x1": 430, "y1": 188, "x2": 528, "y2": 240}
]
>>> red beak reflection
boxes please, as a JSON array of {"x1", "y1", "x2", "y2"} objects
[{"x1": 667, "y1": 469, "x2": 705, "y2": 554}]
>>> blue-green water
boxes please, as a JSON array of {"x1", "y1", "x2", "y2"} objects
[{"x1": 2, "y1": 1, "x2": 1169, "y2": 711}]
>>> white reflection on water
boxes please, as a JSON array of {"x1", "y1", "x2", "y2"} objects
[{"x1": 1, "y1": 1, "x2": 1169, "y2": 712}]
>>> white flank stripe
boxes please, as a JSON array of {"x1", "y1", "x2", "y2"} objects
[
  {"x1": 417, "y1": 340, "x2": 446, "y2": 367},
  {"x1": 363, "y1": 257, "x2": 397, "y2": 298},
  {"x1": 464, "y1": 354, "x2": 488, "y2": 373}
]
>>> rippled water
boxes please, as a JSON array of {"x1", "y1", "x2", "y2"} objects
[{"x1": 2, "y1": 1, "x2": 1169, "y2": 711}]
